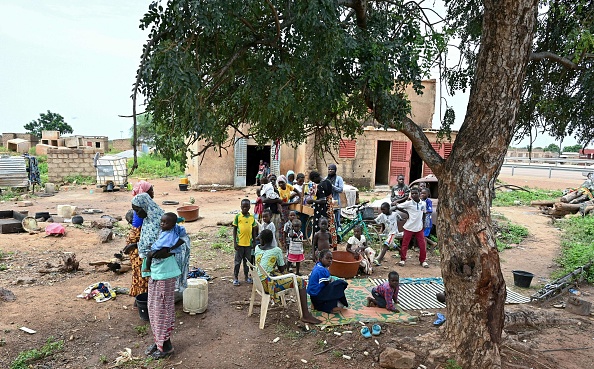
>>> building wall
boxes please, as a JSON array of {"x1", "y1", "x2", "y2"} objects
[
  {"x1": 186, "y1": 141, "x2": 237, "y2": 186},
  {"x1": 112, "y1": 139, "x2": 133, "y2": 151},
  {"x1": 406, "y1": 79, "x2": 436, "y2": 128},
  {"x1": 46, "y1": 148, "x2": 103, "y2": 183},
  {"x1": 2, "y1": 133, "x2": 39, "y2": 148}
]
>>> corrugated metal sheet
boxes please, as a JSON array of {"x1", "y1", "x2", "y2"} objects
[
  {"x1": 370, "y1": 278, "x2": 530, "y2": 310},
  {"x1": 0, "y1": 155, "x2": 28, "y2": 188}
]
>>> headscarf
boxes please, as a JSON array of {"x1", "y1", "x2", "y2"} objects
[
  {"x1": 132, "y1": 193, "x2": 164, "y2": 258},
  {"x1": 286, "y1": 170, "x2": 295, "y2": 185},
  {"x1": 132, "y1": 180, "x2": 152, "y2": 196},
  {"x1": 326, "y1": 164, "x2": 338, "y2": 184},
  {"x1": 277, "y1": 175, "x2": 288, "y2": 184}
]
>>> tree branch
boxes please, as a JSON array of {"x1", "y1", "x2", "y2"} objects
[
  {"x1": 399, "y1": 117, "x2": 445, "y2": 176},
  {"x1": 530, "y1": 51, "x2": 579, "y2": 69}
]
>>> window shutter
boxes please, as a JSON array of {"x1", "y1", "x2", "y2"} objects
[{"x1": 339, "y1": 140, "x2": 356, "y2": 158}]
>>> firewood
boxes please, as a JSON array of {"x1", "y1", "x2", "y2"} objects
[
  {"x1": 553, "y1": 202, "x2": 582, "y2": 212},
  {"x1": 561, "y1": 190, "x2": 583, "y2": 203},
  {"x1": 530, "y1": 200, "x2": 557, "y2": 206}
]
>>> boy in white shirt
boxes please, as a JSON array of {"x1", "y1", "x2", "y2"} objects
[
  {"x1": 396, "y1": 188, "x2": 428, "y2": 268},
  {"x1": 374, "y1": 202, "x2": 403, "y2": 265}
]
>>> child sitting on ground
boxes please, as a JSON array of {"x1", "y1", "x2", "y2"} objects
[
  {"x1": 374, "y1": 202, "x2": 403, "y2": 265},
  {"x1": 283, "y1": 211, "x2": 297, "y2": 250},
  {"x1": 307, "y1": 249, "x2": 349, "y2": 313},
  {"x1": 312, "y1": 217, "x2": 332, "y2": 260},
  {"x1": 367, "y1": 271, "x2": 401, "y2": 312},
  {"x1": 346, "y1": 225, "x2": 375, "y2": 275},
  {"x1": 287, "y1": 219, "x2": 305, "y2": 275},
  {"x1": 143, "y1": 212, "x2": 186, "y2": 272},
  {"x1": 258, "y1": 209, "x2": 278, "y2": 247}
]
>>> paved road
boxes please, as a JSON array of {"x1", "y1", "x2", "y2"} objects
[{"x1": 498, "y1": 166, "x2": 588, "y2": 190}]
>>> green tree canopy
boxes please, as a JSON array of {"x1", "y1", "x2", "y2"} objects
[
  {"x1": 563, "y1": 144, "x2": 583, "y2": 152},
  {"x1": 24, "y1": 110, "x2": 73, "y2": 138},
  {"x1": 543, "y1": 143, "x2": 560, "y2": 152}
]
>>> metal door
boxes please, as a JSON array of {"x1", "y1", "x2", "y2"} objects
[
  {"x1": 389, "y1": 141, "x2": 412, "y2": 185},
  {"x1": 270, "y1": 142, "x2": 281, "y2": 176},
  {"x1": 234, "y1": 138, "x2": 247, "y2": 187}
]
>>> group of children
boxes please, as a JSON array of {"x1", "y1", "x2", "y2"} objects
[{"x1": 231, "y1": 198, "x2": 403, "y2": 316}]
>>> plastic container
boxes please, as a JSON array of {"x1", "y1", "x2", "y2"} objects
[
  {"x1": 180, "y1": 177, "x2": 189, "y2": 185},
  {"x1": 177, "y1": 205, "x2": 199, "y2": 222},
  {"x1": 44, "y1": 183, "x2": 55, "y2": 194},
  {"x1": 179, "y1": 184, "x2": 189, "y2": 191},
  {"x1": 512, "y1": 270, "x2": 534, "y2": 288},
  {"x1": 135, "y1": 293, "x2": 150, "y2": 321},
  {"x1": 329, "y1": 251, "x2": 360, "y2": 278},
  {"x1": 183, "y1": 278, "x2": 208, "y2": 314},
  {"x1": 94, "y1": 153, "x2": 128, "y2": 191},
  {"x1": 57, "y1": 205, "x2": 75, "y2": 218}
]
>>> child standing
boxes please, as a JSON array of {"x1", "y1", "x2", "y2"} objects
[
  {"x1": 307, "y1": 249, "x2": 349, "y2": 313},
  {"x1": 143, "y1": 212, "x2": 186, "y2": 272},
  {"x1": 367, "y1": 271, "x2": 401, "y2": 312},
  {"x1": 420, "y1": 188, "x2": 437, "y2": 247},
  {"x1": 258, "y1": 209, "x2": 278, "y2": 248},
  {"x1": 283, "y1": 211, "x2": 297, "y2": 250},
  {"x1": 232, "y1": 199, "x2": 258, "y2": 286},
  {"x1": 312, "y1": 217, "x2": 332, "y2": 260},
  {"x1": 374, "y1": 202, "x2": 403, "y2": 265},
  {"x1": 255, "y1": 160, "x2": 266, "y2": 186},
  {"x1": 396, "y1": 188, "x2": 428, "y2": 268},
  {"x1": 287, "y1": 219, "x2": 305, "y2": 275},
  {"x1": 346, "y1": 225, "x2": 375, "y2": 275}
]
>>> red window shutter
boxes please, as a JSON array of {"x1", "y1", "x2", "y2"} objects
[{"x1": 339, "y1": 140, "x2": 356, "y2": 158}]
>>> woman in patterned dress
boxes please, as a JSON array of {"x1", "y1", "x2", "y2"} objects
[{"x1": 307, "y1": 171, "x2": 338, "y2": 250}]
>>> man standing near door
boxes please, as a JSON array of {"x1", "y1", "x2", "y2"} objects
[
  {"x1": 326, "y1": 164, "x2": 344, "y2": 231},
  {"x1": 391, "y1": 174, "x2": 410, "y2": 205}
]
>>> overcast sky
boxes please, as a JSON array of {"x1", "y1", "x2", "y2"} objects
[{"x1": 0, "y1": 1, "x2": 579, "y2": 148}]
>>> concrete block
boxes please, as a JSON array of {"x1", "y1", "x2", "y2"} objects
[
  {"x1": 64, "y1": 136, "x2": 80, "y2": 148},
  {"x1": 35, "y1": 144, "x2": 56, "y2": 156},
  {"x1": 42, "y1": 130, "x2": 60, "y2": 140}
]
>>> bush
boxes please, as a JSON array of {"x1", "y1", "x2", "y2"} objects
[
  {"x1": 556, "y1": 216, "x2": 594, "y2": 282},
  {"x1": 127, "y1": 153, "x2": 184, "y2": 178}
]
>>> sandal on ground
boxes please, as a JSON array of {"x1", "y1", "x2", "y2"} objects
[
  {"x1": 144, "y1": 343, "x2": 157, "y2": 356},
  {"x1": 152, "y1": 348, "x2": 174, "y2": 359},
  {"x1": 433, "y1": 313, "x2": 446, "y2": 326},
  {"x1": 372, "y1": 324, "x2": 382, "y2": 336},
  {"x1": 360, "y1": 326, "x2": 372, "y2": 338},
  {"x1": 421, "y1": 261, "x2": 429, "y2": 268},
  {"x1": 398, "y1": 260, "x2": 405, "y2": 266}
]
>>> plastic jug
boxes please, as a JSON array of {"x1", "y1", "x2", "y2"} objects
[{"x1": 183, "y1": 278, "x2": 208, "y2": 314}]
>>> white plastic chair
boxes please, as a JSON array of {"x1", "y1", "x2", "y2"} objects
[{"x1": 246, "y1": 261, "x2": 303, "y2": 329}]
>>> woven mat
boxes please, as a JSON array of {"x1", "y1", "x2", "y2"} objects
[
  {"x1": 369, "y1": 278, "x2": 530, "y2": 310},
  {"x1": 309, "y1": 278, "x2": 418, "y2": 326}
]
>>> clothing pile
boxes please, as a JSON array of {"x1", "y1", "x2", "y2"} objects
[{"x1": 79, "y1": 282, "x2": 117, "y2": 302}]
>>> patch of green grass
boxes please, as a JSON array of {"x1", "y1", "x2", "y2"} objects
[
  {"x1": 134, "y1": 324, "x2": 149, "y2": 336},
  {"x1": 0, "y1": 249, "x2": 13, "y2": 259},
  {"x1": 492, "y1": 187, "x2": 562, "y2": 207},
  {"x1": 37, "y1": 155, "x2": 48, "y2": 185},
  {"x1": 10, "y1": 337, "x2": 64, "y2": 369},
  {"x1": 218, "y1": 226, "x2": 229, "y2": 238},
  {"x1": 332, "y1": 350, "x2": 343, "y2": 358},
  {"x1": 127, "y1": 153, "x2": 184, "y2": 179},
  {"x1": 445, "y1": 359, "x2": 462, "y2": 369},
  {"x1": 275, "y1": 323, "x2": 301, "y2": 339},
  {"x1": 62, "y1": 174, "x2": 95, "y2": 185},
  {"x1": 495, "y1": 221, "x2": 529, "y2": 252},
  {"x1": 0, "y1": 264, "x2": 8, "y2": 271},
  {"x1": 99, "y1": 354, "x2": 108, "y2": 364},
  {"x1": 555, "y1": 216, "x2": 594, "y2": 282},
  {"x1": 315, "y1": 339, "x2": 326, "y2": 348},
  {"x1": 211, "y1": 242, "x2": 233, "y2": 254}
]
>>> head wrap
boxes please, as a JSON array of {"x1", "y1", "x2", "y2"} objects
[
  {"x1": 286, "y1": 170, "x2": 295, "y2": 184},
  {"x1": 131, "y1": 193, "x2": 164, "y2": 258},
  {"x1": 132, "y1": 180, "x2": 152, "y2": 196},
  {"x1": 277, "y1": 175, "x2": 287, "y2": 184},
  {"x1": 328, "y1": 164, "x2": 337, "y2": 171}
]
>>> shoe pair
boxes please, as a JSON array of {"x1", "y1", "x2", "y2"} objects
[
  {"x1": 433, "y1": 313, "x2": 446, "y2": 326},
  {"x1": 360, "y1": 324, "x2": 382, "y2": 338}
]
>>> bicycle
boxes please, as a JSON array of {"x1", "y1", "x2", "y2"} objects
[{"x1": 304, "y1": 201, "x2": 382, "y2": 247}]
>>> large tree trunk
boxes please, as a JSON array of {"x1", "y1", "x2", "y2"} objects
[{"x1": 436, "y1": 1, "x2": 538, "y2": 368}]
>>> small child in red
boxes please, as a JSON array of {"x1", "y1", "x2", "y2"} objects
[{"x1": 367, "y1": 271, "x2": 401, "y2": 312}]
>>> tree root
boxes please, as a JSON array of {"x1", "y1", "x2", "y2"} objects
[{"x1": 504, "y1": 309, "x2": 584, "y2": 331}]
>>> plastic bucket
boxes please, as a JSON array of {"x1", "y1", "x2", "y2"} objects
[
  {"x1": 180, "y1": 177, "x2": 189, "y2": 185},
  {"x1": 512, "y1": 270, "x2": 534, "y2": 288},
  {"x1": 135, "y1": 293, "x2": 150, "y2": 321},
  {"x1": 179, "y1": 184, "x2": 189, "y2": 191}
]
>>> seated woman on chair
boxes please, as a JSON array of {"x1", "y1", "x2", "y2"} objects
[{"x1": 254, "y1": 229, "x2": 321, "y2": 324}]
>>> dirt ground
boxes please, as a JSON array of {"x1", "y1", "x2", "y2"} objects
[{"x1": 0, "y1": 175, "x2": 593, "y2": 369}]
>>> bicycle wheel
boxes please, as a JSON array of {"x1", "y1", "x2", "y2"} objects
[
  {"x1": 363, "y1": 223, "x2": 383, "y2": 247},
  {"x1": 304, "y1": 216, "x2": 314, "y2": 243}
]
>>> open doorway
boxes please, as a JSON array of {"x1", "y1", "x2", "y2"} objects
[
  {"x1": 409, "y1": 146, "x2": 423, "y2": 183},
  {"x1": 375, "y1": 141, "x2": 391, "y2": 185},
  {"x1": 246, "y1": 145, "x2": 271, "y2": 186}
]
